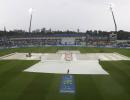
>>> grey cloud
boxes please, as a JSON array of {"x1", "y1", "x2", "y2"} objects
[{"x1": 0, "y1": 0, "x2": 129, "y2": 31}]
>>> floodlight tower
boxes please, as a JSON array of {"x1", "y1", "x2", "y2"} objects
[
  {"x1": 109, "y1": 4, "x2": 117, "y2": 47},
  {"x1": 109, "y1": 5, "x2": 117, "y2": 32},
  {"x1": 28, "y1": 8, "x2": 33, "y2": 33},
  {"x1": 4, "y1": 26, "x2": 6, "y2": 33}
]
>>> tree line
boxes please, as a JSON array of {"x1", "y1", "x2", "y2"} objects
[{"x1": 0, "y1": 29, "x2": 130, "y2": 40}]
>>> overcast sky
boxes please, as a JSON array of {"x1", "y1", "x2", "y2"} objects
[{"x1": 0, "y1": 0, "x2": 130, "y2": 32}]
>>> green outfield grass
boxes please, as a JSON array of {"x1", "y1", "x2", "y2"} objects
[
  {"x1": 0, "y1": 60, "x2": 130, "y2": 100},
  {"x1": 0, "y1": 47, "x2": 130, "y2": 100},
  {"x1": 0, "y1": 47, "x2": 130, "y2": 57}
]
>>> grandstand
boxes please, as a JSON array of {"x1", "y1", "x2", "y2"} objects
[{"x1": 0, "y1": 32, "x2": 117, "y2": 48}]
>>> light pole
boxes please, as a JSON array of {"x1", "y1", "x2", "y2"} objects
[
  {"x1": 109, "y1": 4, "x2": 117, "y2": 47},
  {"x1": 28, "y1": 8, "x2": 33, "y2": 33},
  {"x1": 109, "y1": 5, "x2": 117, "y2": 32}
]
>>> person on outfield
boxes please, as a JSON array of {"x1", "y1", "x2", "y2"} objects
[{"x1": 67, "y1": 69, "x2": 70, "y2": 74}]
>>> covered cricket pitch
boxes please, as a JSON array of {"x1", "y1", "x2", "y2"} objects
[{"x1": 1, "y1": 50, "x2": 130, "y2": 75}]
